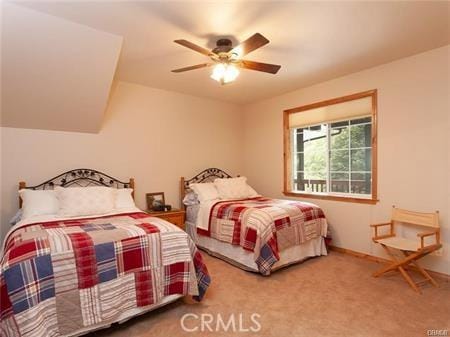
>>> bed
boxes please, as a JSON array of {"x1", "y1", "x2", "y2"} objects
[
  {"x1": 180, "y1": 168, "x2": 329, "y2": 275},
  {"x1": 0, "y1": 169, "x2": 210, "y2": 337}
]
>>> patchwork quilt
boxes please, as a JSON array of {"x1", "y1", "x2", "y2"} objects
[
  {"x1": 198, "y1": 197, "x2": 327, "y2": 275},
  {"x1": 0, "y1": 212, "x2": 210, "y2": 337}
]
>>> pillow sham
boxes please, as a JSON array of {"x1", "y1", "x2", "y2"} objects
[
  {"x1": 189, "y1": 183, "x2": 220, "y2": 202},
  {"x1": 214, "y1": 177, "x2": 252, "y2": 199},
  {"x1": 115, "y1": 188, "x2": 136, "y2": 209},
  {"x1": 214, "y1": 177, "x2": 260, "y2": 199},
  {"x1": 56, "y1": 186, "x2": 116, "y2": 217},
  {"x1": 19, "y1": 189, "x2": 59, "y2": 220}
]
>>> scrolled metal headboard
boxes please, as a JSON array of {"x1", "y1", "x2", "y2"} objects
[
  {"x1": 179, "y1": 168, "x2": 235, "y2": 208},
  {"x1": 19, "y1": 168, "x2": 135, "y2": 207}
]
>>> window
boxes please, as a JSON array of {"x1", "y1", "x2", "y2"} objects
[{"x1": 283, "y1": 90, "x2": 377, "y2": 204}]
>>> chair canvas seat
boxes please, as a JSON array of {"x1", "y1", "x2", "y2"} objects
[
  {"x1": 375, "y1": 237, "x2": 419, "y2": 252},
  {"x1": 370, "y1": 207, "x2": 441, "y2": 293}
]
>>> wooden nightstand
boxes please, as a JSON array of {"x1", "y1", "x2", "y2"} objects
[{"x1": 146, "y1": 209, "x2": 185, "y2": 230}]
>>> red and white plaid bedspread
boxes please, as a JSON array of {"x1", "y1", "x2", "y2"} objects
[
  {"x1": 198, "y1": 197, "x2": 327, "y2": 275},
  {"x1": 0, "y1": 212, "x2": 210, "y2": 337}
]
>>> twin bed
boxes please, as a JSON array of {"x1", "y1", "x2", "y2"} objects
[
  {"x1": 181, "y1": 168, "x2": 329, "y2": 275},
  {"x1": 1, "y1": 168, "x2": 328, "y2": 337}
]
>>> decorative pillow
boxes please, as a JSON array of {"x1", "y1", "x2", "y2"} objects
[
  {"x1": 10, "y1": 209, "x2": 23, "y2": 225},
  {"x1": 55, "y1": 186, "x2": 115, "y2": 217},
  {"x1": 19, "y1": 189, "x2": 59, "y2": 220},
  {"x1": 246, "y1": 184, "x2": 260, "y2": 198},
  {"x1": 183, "y1": 191, "x2": 200, "y2": 206},
  {"x1": 115, "y1": 188, "x2": 136, "y2": 209},
  {"x1": 214, "y1": 177, "x2": 252, "y2": 199},
  {"x1": 189, "y1": 183, "x2": 220, "y2": 202}
]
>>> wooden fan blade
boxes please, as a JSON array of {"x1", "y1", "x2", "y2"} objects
[
  {"x1": 231, "y1": 33, "x2": 269, "y2": 57},
  {"x1": 171, "y1": 63, "x2": 212, "y2": 73},
  {"x1": 174, "y1": 39, "x2": 213, "y2": 56},
  {"x1": 240, "y1": 60, "x2": 281, "y2": 74}
]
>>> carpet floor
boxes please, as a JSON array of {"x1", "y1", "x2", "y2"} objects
[{"x1": 88, "y1": 251, "x2": 449, "y2": 337}]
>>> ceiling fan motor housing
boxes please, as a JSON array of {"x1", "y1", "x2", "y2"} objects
[{"x1": 213, "y1": 38, "x2": 233, "y2": 54}]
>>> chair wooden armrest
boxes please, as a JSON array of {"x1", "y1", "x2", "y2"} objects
[
  {"x1": 370, "y1": 222, "x2": 392, "y2": 228},
  {"x1": 370, "y1": 222, "x2": 394, "y2": 241},
  {"x1": 417, "y1": 230, "x2": 440, "y2": 249}
]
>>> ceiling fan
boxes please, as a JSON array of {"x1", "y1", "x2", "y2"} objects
[{"x1": 171, "y1": 33, "x2": 281, "y2": 85}]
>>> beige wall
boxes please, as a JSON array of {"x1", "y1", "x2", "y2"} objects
[
  {"x1": 242, "y1": 45, "x2": 449, "y2": 274},
  {"x1": 1, "y1": 46, "x2": 448, "y2": 275},
  {"x1": 0, "y1": 81, "x2": 243, "y2": 240}
]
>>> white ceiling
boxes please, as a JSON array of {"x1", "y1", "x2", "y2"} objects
[{"x1": 7, "y1": 1, "x2": 450, "y2": 105}]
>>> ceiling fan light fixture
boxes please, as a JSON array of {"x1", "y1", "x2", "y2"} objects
[
  {"x1": 211, "y1": 63, "x2": 239, "y2": 84},
  {"x1": 231, "y1": 46, "x2": 243, "y2": 59},
  {"x1": 211, "y1": 63, "x2": 226, "y2": 81},
  {"x1": 172, "y1": 33, "x2": 281, "y2": 81}
]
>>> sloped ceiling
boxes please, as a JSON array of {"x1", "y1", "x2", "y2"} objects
[{"x1": 1, "y1": 3, "x2": 122, "y2": 133}]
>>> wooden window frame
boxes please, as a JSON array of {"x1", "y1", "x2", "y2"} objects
[{"x1": 283, "y1": 89, "x2": 378, "y2": 204}]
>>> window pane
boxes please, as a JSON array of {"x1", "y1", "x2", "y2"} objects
[
  {"x1": 293, "y1": 171, "x2": 306, "y2": 191},
  {"x1": 330, "y1": 126, "x2": 349, "y2": 150},
  {"x1": 290, "y1": 115, "x2": 374, "y2": 197},
  {"x1": 330, "y1": 172, "x2": 349, "y2": 193},
  {"x1": 330, "y1": 149, "x2": 349, "y2": 171},
  {"x1": 293, "y1": 171, "x2": 327, "y2": 193},
  {"x1": 304, "y1": 171, "x2": 327, "y2": 180},
  {"x1": 296, "y1": 131, "x2": 304, "y2": 152},
  {"x1": 350, "y1": 117, "x2": 371, "y2": 125},
  {"x1": 351, "y1": 149, "x2": 371, "y2": 171},
  {"x1": 304, "y1": 173, "x2": 327, "y2": 193},
  {"x1": 331, "y1": 120, "x2": 349, "y2": 128},
  {"x1": 351, "y1": 172, "x2": 371, "y2": 194},
  {"x1": 350, "y1": 123, "x2": 372, "y2": 148},
  {"x1": 295, "y1": 153, "x2": 304, "y2": 171},
  {"x1": 309, "y1": 125, "x2": 322, "y2": 132},
  {"x1": 304, "y1": 126, "x2": 327, "y2": 180}
]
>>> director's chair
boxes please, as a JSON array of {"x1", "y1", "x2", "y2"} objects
[{"x1": 370, "y1": 206, "x2": 441, "y2": 293}]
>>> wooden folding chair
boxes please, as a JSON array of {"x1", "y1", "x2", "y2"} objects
[{"x1": 370, "y1": 206, "x2": 441, "y2": 293}]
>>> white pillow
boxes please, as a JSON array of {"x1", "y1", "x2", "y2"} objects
[
  {"x1": 115, "y1": 188, "x2": 136, "y2": 209},
  {"x1": 55, "y1": 186, "x2": 115, "y2": 217},
  {"x1": 214, "y1": 177, "x2": 253, "y2": 199},
  {"x1": 19, "y1": 189, "x2": 59, "y2": 220},
  {"x1": 247, "y1": 185, "x2": 259, "y2": 198},
  {"x1": 189, "y1": 183, "x2": 220, "y2": 202}
]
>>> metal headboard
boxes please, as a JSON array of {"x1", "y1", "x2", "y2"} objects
[
  {"x1": 179, "y1": 168, "x2": 234, "y2": 208},
  {"x1": 19, "y1": 168, "x2": 135, "y2": 207}
]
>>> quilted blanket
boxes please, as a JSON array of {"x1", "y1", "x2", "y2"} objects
[
  {"x1": 0, "y1": 212, "x2": 210, "y2": 337},
  {"x1": 198, "y1": 197, "x2": 327, "y2": 275}
]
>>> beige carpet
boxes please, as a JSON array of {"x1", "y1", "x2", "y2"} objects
[{"x1": 88, "y1": 251, "x2": 450, "y2": 337}]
